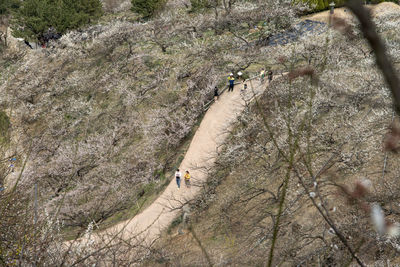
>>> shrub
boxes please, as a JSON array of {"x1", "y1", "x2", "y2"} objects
[
  {"x1": 131, "y1": 0, "x2": 165, "y2": 18},
  {"x1": 0, "y1": 0, "x2": 19, "y2": 15},
  {"x1": 11, "y1": 0, "x2": 103, "y2": 42}
]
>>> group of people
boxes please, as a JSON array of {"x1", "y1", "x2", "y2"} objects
[
  {"x1": 260, "y1": 69, "x2": 273, "y2": 83},
  {"x1": 221, "y1": 69, "x2": 273, "y2": 95},
  {"x1": 176, "y1": 69, "x2": 274, "y2": 190},
  {"x1": 175, "y1": 169, "x2": 191, "y2": 189}
]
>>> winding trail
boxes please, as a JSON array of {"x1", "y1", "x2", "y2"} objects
[
  {"x1": 93, "y1": 79, "x2": 269, "y2": 246},
  {"x1": 70, "y1": 2, "x2": 400, "y2": 252},
  {"x1": 78, "y1": 11, "x2": 360, "y2": 248}
]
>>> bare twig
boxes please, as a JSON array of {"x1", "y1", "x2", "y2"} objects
[
  {"x1": 347, "y1": 0, "x2": 400, "y2": 113},
  {"x1": 189, "y1": 224, "x2": 213, "y2": 267}
]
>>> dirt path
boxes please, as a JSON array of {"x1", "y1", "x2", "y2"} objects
[
  {"x1": 72, "y1": 1, "x2": 399, "y2": 249},
  {"x1": 67, "y1": 1, "x2": 400, "y2": 252},
  {"x1": 87, "y1": 79, "x2": 269, "y2": 246},
  {"x1": 303, "y1": 2, "x2": 400, "y2": 23}
]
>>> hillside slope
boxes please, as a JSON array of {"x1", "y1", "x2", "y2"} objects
[
  {"x1": 151, "y1": 4, "x2": 400, "y2": 266},
  {"x1": 0, "y1": 18, "x2": 217, "y2": 229},
  {"x1": 0, "y1": 0, "x2": 305, "y2": 265}
]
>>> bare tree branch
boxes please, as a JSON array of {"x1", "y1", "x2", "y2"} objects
[{"x1": 347, "y1": 0, "x2": 400, "y2": 113}]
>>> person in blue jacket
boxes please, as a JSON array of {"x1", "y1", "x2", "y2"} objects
[{"x1": 228, "y1": 73, "x2": 235, "y2": 92}]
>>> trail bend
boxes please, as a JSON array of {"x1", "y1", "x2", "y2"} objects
[
  {"x1": 103, "y1": 1, "x2": 400, "y2": 249},
  {"x1": 85, "y1": 79, "x2": 272, "y2": 247}
]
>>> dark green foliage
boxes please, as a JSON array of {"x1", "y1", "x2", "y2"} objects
[
  {"x1": 131, "y1": 0, "x2": 165, "y2": 18},
  {"x1": 0, "y1": 2, "x2": 7, "y2": 15},
  {"x1": 11, "y1": 0, "x2": 103, "y2": 42},
  {"x1": 11, "y1": 0, "x2": 50, "y2": 41},
  {"x1": 0, "y1": 0, "x2": 19, "y2": 16}
]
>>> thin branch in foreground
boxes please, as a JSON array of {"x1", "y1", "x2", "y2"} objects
[
  {"x1": 347, "y1": 0, "x2": 400, "y2": 114},
  {"x1": 188, "y1": 224, "x2": 213, "y2": 267}
]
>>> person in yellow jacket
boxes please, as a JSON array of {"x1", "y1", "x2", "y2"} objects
[
  {"x1": 228, "y1": 73, "x2": 235, "y2": 92},
  {"x1": 184, "y1": 170, "x2": 191, "y2": 187}
]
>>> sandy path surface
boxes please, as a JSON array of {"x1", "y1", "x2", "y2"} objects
[
  {"x1": 304, "y1": 2, "x2": 400, "y2": 23},
  {"x1": 87, "y1": 79, "x2": 269, "y2": 246}
]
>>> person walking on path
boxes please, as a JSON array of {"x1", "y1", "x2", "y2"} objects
[
  {"x1": 228, "y1": 73, "x2": 235, "y2": 92},
  {"x1": 241, "y1": 82, "x2": 248, "y2": 96},
  {"x1": 260, "y1": 69, "x2": 265, "y2": 83},
  {"x1": 214, "y1": 86, "x2": 219, "y2": 101},
  {"x1": 175, "y1": 169, "x2": 182, "y2": 189},
  {"x1": 184, "y1": 171, "x2": 191, "y2": 188},
  {"x1": 268, "y1": 70, "x2": 273, "y2": 82},
  {"x1": 237, "y1": 71, "x2": 243, "y2": 82}
]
